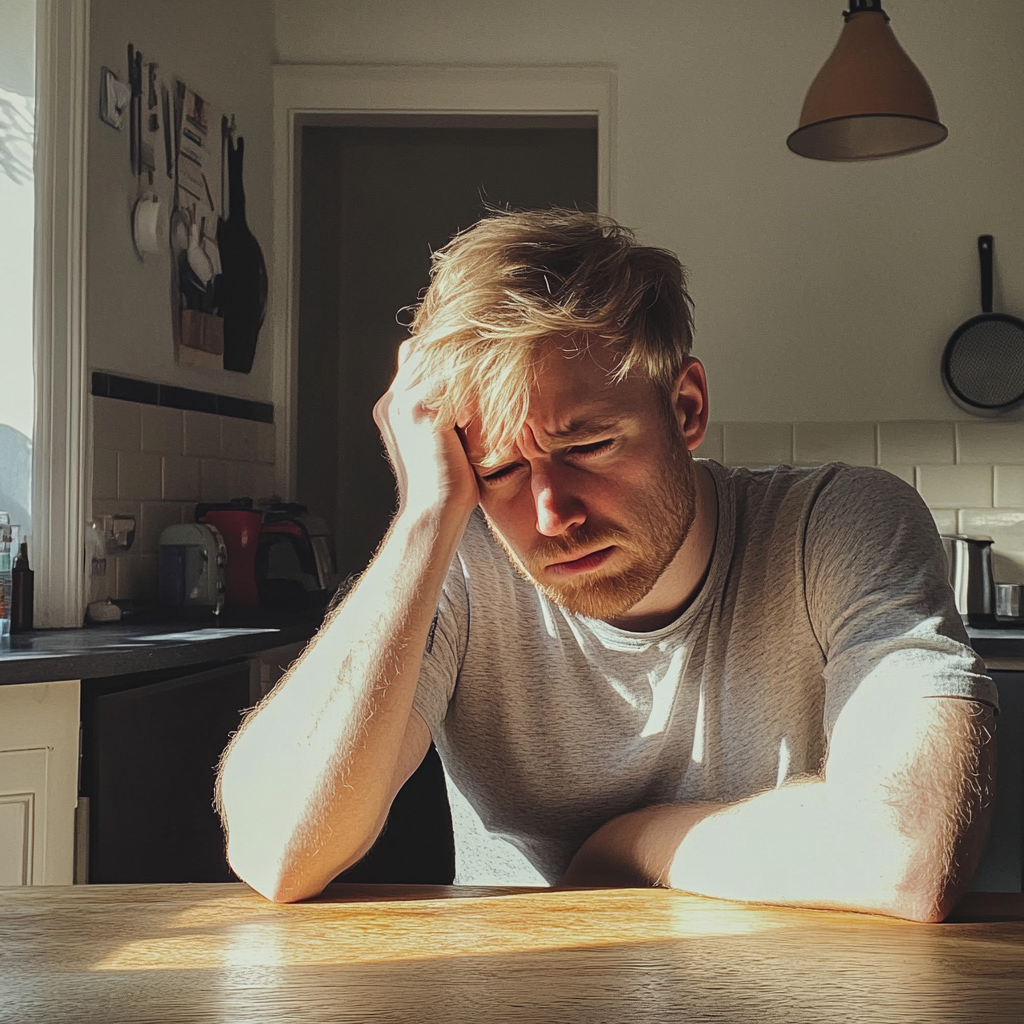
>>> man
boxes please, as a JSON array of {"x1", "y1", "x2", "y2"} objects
[{"x1": 217, "y1": 209, "x2": 997, "y2": 921}]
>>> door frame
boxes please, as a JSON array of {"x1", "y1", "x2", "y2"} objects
[{"x1": 270, "y1": 63, "x2": 617, "y2": 498}]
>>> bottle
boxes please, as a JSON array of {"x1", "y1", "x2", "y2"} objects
[
  {"x1": 0, "y1": 514, "x2": 11, "y2": 638},
  {"x1": 11, "y1": 538, "x2": 33, "y2": 632}
]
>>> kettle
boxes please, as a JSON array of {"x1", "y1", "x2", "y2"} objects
[{"x1": 941, "y1": 535, "x2": 995, "y2": 627}]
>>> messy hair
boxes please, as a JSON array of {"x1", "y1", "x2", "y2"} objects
[{"x1": 407, "y1": 208, "x2": 695, "y2": 465}]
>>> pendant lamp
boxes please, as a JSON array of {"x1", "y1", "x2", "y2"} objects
[{"x1": 787, "y1": 0, "x2": 947, "y2": 161}]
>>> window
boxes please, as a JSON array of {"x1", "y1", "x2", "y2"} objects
[{"x1": 0, "y1": 0, "x2": 36, "y2": 544}]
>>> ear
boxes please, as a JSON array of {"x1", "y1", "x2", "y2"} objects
[{"x1": 670, "y1": 357, "x2": 709, "y2": 452}]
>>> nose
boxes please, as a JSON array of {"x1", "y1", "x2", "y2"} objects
[{"x1": 531, "y1": 464, "x2": 586, "y2": 536}]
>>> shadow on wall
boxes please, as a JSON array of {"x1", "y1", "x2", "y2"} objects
[{"x1": 0, "y1": 424, "x2": 31, "y2": 535}]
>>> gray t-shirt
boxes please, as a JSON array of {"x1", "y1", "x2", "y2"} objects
[{"x1": 413, "y1": 461, "x2": 998, "y2": 885}]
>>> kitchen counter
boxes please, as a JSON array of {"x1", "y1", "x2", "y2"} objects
[
  {"x1": 2, "y1": 883, "x2": 1022, "y2": 1023},
  {"x1": 0, "y1": 615, "x2": 320, "y2": 686},
  {"x1": 966, "y1": 625, "x2": 1024, "y2": 669},
  {"x1": 0, "y1": 619, "x2": 1018, "y2": 688}
]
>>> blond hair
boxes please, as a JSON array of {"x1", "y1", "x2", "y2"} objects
[{"x1": 408, "y1": 208, "x2": 694, "y2": 464}]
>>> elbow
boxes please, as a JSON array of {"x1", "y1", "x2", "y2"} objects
[{"x1": 226, "y1": 838, "x2": 330, "y2": 904}]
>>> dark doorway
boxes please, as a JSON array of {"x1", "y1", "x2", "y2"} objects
[
  {"x1": 295, "y1": 115, "x2": 599, "y2": 885},
  {"x1": 296, "y1": 116, "x2": 599, "y2": 580}
]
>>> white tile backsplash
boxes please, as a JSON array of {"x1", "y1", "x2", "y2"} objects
[
  {"x1": 141, "y1": 405, "x2": 184, "y2": 455},
  {"x1": 117, "y1": 451, "x2": 163, "y2": 501},
  {"x1": 221, "y1": 417, "x2": 259, "y2": 462},
  {"x1": 916, "y1": 464, "x2": 992, "y2": 509},
  {"x1": 723, "y1": 422, "x2": 793, "y2": 466},
  {"x1": 91, "y1": 395, "x2": 276, "y2": 602},
  {"x1": 92, "y1": 447, "x2": 118, "y2": 500},
  {"x1": 257, "y1": 421, "x2": 277, "y2": 464},
  {"x1": 93, "y1": 396, "x2": 141, "y2": 451},
  {"x1": 183, "y1": 410, "x2": 223, "y2": 458},
  {"x1": 162, "y1": 455, "x2": 200, "y2": 501},
  {"x1": 793, "y1": 422, "x2": 875, "y2": 466},
  {"x1": 994, "y1": 465, "x2": 1024, "y2": 508},
  {"x1": 878, "y1": 421, "x2": 955, "y2": 465},
  {"x1": 956, "y1": 422, "x2": 1024, "y2": 465}
]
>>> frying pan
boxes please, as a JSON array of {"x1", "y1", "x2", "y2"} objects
[{"x1": 941, "y1": 235, "x2": 1024, "y2": 417}]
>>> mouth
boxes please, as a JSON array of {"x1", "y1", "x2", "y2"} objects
[{"x1": 545, "y1": 546, "x2": 616, "y2": 577}]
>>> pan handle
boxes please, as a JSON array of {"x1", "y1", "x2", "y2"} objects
[{"x1": 979, "y1": 234, "x2": 994, "y2": 314}]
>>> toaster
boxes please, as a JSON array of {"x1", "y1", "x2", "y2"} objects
[{"x1": 159, "y1": 523, "x2": 226, "y2": 616}]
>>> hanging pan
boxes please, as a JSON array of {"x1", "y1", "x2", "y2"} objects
[{"x1": 942, "y1": 235, "x2": 1024, "y2": 417}]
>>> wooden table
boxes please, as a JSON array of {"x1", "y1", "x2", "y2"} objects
[{"x1": 2, "y1": 884, "x2": 1022, "y2": 1023}]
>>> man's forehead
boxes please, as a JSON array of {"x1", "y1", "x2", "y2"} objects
[{"x1": 464, "y1": 382, "x2": 640, "y2": 466}]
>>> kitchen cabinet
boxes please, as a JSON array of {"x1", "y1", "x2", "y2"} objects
[{"x1": 0, "y1": 680, "x2": 79, "y2": 885}]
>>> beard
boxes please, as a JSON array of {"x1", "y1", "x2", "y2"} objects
[{"x1": 483, "y1": 426, "x2": 699, "y2": 622}]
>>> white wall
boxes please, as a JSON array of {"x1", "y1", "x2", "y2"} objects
[
  {"x1": 275, "y1": 0, "x2": 1024, "y2": 423},
  {"x1": 88, "y1": 0, "x2": 275, "y2": 401}
]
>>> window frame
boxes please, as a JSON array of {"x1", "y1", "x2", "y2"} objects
[{"x1": 31, "y1": 0, "x2": 90, "y2": 628}]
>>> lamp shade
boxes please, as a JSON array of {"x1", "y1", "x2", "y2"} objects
[{"x1": 787, "y1": 2, "x2": 947, "y2": 161}]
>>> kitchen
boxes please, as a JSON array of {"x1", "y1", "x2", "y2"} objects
[{"x1": 2, "y1": 0, "x2": 1024, "y2": 1020}]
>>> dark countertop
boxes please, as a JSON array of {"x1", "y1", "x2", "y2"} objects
[
  {"x1": 1, "y1": 618, "x2": 1020, "y2": 688},
  {"x1": 966, "y1": 626, "x2": 1024, "y2": 665},
  {"x1": 0, "y1": 615, "x2": 320, "y2": 686}
]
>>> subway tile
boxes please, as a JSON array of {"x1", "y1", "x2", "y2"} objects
[
  {"x1": 184, "y1": 410, "x2": 223, "y2": 458},
  {"x1": 93, "y1": 396, "x2": 141, "y2": 452},
  {"x1": 221, "y1": 416, "x2": 259, "y2": 462},
  {"x1": 956, "y1": 422, "x2": 1024, "y2": 465},
  {"x1": 995, "y1": 465, "x2": 1024, "y2": 508},
  {"x1": 257, "y1": 421, "x2": 277, "y2": 464},
  {"x1": 878, "y1": 465, "x2": 915, "y2": 488},
  {"x1": 253, "y1": 463, "x2": 278, "y2": 501},
  {"x1": 117, "y1": 451, "x2": 163, "y2": 501},
  {"x1": 929, "y1": 509, "x2": 958, "y2": 535},
  {"x1": 793, "y1": 422, "x2": 876, "y2": 467},
  {"x1": 722, "y1": 423, "x2": 792, "y2": 467},
  {"x1": 92, "y1": 447, "x2": 118, "y2": 500},
  {"x1": 199, "y1": 458, "x2": 230, "y2": 501},
  {"x1": 693, "y1": 422, "x2": 723, "y2": 463},
  {"x1": 877, "y1": 421, "x2": 955, "y2": 465},
  {"x1": 162, "y1": 455, "x2": 200, "y2": 501},
  {"x1": 916, "y1": 464, "x2": 992, "y2": 508},
  {"x1": 139, "y1": 500, "x2": 185, "y2": 558},
  {"x1": 141, "y1": 405, "x2": 184, "y2": 455},
  {"x1": 958, "y1": 509, "x2": 1024, "y2": 585},
  {"x1": 92, "y1": 498, "x2": 141, "y2": 522}
]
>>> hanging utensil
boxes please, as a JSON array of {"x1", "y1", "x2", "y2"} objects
[
  {"x1": 942, "y1": 235, "x2": 1024, "y2": 417},
  {"x1": 218, "y1": 131, "x2": 268, "y2": 373}
]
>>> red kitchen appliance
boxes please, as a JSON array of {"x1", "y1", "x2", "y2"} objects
[{"x1": 196, "y1": 499, "x2": 262, "y2": 608}]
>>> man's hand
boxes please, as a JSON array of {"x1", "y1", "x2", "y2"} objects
[{"x1": 373, "y1": 338, "x2": 480, "y2": 519}]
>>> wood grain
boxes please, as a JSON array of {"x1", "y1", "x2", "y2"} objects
[{"x1": 1, "y1": 884, "x2": 1022, "y2": 1023}]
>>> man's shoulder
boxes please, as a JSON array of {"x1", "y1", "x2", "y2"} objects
[{"x1": 708, "y1": 460, "x2": 919, "y2": 517}]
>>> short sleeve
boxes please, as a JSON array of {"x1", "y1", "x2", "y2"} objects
[
  {"x1": 411, "y1": 550, "x2": 470, "y2": 737},
  {"x1": 804, "y1": 467, "x2": 998, "y2": 736}
]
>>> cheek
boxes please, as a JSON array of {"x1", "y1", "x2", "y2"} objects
[{"x1": 479, "y1": 489, "x2": 535, "y2": 545}]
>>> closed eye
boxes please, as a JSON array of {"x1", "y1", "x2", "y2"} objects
[
  {"x1": 480, "y1": 462, "x2": 525, "y2": 484},
  {"x1": 567, "y1": 439, "x2": 614, "y2": 458}
]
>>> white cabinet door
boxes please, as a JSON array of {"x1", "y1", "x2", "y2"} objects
[{"x1": 0, "y1": 680, "x2": 80, "y2": 885}]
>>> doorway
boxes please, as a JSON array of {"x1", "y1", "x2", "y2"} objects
[
  {"x1": 293, "y1": 114, "x2": 598, "y2": 885},
  {"x1": 295, "y1": 115, "x2": 599, "y2": 580}
]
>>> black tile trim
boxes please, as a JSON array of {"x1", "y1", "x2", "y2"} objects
[{"x1": 91, "y1": 372, "x2": 274, "y2": 423}]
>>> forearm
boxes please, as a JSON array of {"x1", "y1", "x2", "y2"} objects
[
  {"x1": 217, "y1": 503, "x2": 467, "y2": 901},
  {"x1": 563, "y1": 699, "x2": 995, "y2": 922}
]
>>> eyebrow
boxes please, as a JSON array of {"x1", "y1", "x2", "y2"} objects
[{"x1": 469, "y1": 419, "x2": 620, "y2": 468}]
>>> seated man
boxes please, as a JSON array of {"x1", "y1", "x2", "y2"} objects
[{"x1": 217, "y1": 209, "x2": 997, "y2": 921}]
